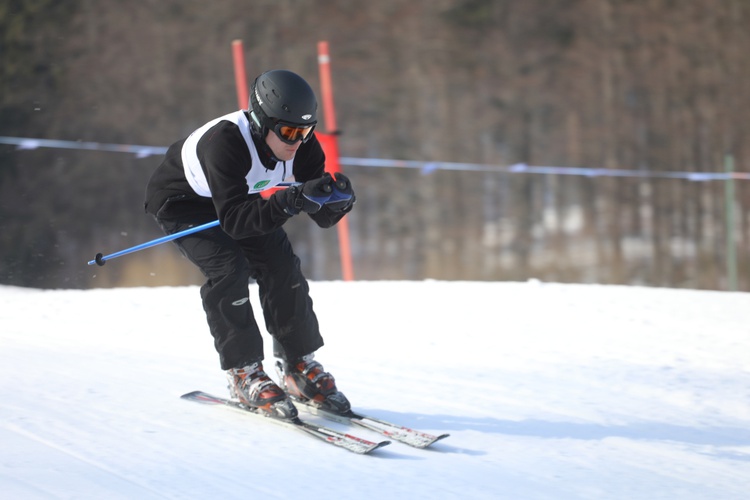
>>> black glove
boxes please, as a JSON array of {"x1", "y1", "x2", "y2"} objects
[
  {"x1": 323, "y1": 173, "x2": 355, "y2": 213},
  {"x1": 276, "y1": 174, "x2": 333, "y2": 216}
]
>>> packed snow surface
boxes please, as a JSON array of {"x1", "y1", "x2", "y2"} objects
[{"x1": 1, "y1": 281, "x2": 749, "y2": 499}]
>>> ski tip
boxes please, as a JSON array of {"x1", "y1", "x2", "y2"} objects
[
  {"x1": 418, "y1": 433, "x2": 450, "y2": 448},
  {"x1": 180, "y1": 390, "x2": 205, "y2": 399},
  {"x1": 400, "y1": 433, "x2": 450, "y2": 449},
  {"x1": 363, "y1": 440, "x2": 392, "y2": 454},
  {"x1": 429, "y1": 433, "x2": 451, "y2": 446},
  {"x1": 377, "y1": 440, "x2": 392, "y2": 449}
]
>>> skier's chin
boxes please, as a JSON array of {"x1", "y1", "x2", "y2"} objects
[{"x1": 279, "y1": 149, "x2": 297, "y2": 161}]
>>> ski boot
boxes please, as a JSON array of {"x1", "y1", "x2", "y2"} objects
[
  {"x1": 277, "y1": 354, "x2": 351, "y2": 414},
  {"x1": 226, "y1": 362, "x2": 297, "y2": 419}
]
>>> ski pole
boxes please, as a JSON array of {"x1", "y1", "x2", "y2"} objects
[
  {"x1": 88, "y1": 220, "x2": 220, "y2": 266},
  {"x1": 88, "y1": 182, "x2": 300, "y2": 266}
]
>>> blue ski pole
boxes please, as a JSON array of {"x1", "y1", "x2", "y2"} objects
[
  {"x1": 88, "y1": 182, "x2": 300, "y2": 266},
  {"x1": 88, "y1": 220, "x2": 220, "y2": 266}
]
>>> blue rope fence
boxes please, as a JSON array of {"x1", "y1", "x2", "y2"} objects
[{"x1": 2, "y1": 136, "x2": 747, "y2": 181}]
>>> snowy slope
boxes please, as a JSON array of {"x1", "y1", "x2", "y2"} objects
[{"x1": 1, "y1": 281, "x2": 749, "y2": 499}]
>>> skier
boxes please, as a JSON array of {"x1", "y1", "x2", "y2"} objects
[{"x1": 144, "y1": 69, "x2": 354, "y2": 419}]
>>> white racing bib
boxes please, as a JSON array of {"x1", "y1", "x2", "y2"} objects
[{"x1": 181, "y1": 110, "x2": 291, "y2": 196}]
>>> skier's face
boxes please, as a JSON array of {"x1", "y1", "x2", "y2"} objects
[{"x1": 265, "y1": 130, "x2": 302, "y2": 162}]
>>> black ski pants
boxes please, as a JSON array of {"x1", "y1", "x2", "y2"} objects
[{"x1": 156, "y1": 217, "x2": 324, "y2": 370}]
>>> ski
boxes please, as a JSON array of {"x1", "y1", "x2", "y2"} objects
[
  {"x1": 180, "y1": 391, "x2": 390, "y2": 455},
  {"x1": 290, "y1": 397, "x2": 450, "y2": 449}
]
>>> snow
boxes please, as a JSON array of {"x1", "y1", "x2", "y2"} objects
[{"x1": 1, "y1": 280, "x2": 749, "y2": 499}]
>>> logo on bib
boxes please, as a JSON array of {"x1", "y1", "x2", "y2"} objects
[{"x1": 253, "y1": 180, "x2": 271, "y2": 190}]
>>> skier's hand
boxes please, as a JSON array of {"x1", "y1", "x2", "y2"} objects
[
  {"x1": 323, "y1": 173, "x2": 355, "y2": 213},
  {"x1": 276, "y1": 174, "x2": 333, "y2": 216}
]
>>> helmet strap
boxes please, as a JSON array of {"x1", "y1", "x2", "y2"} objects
[{"x1": 250, "y1": 128, "x2": 282, "y2": 169}]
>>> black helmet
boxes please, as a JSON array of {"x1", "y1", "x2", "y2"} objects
[{"x1": 249, "y1": 70, "x2": 318, "y2": 144}]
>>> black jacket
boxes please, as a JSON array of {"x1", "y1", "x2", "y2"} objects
[{"x1": 145, "y1": 116, "x2": 346, "y2": 238}]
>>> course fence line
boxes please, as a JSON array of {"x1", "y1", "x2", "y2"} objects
[{"x1": 1, "y1": 135, "x2": 748, "y2": 181}]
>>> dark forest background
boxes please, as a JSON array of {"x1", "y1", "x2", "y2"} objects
[{"x1": 1, "y1": 0, "x2": 748, "y2": 290}]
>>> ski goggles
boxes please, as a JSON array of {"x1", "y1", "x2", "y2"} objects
[{"x1": 273, "y1": 123, "x2": 315, "y2": 145}]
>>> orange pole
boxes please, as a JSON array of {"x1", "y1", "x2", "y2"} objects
[
  {"x1": 317, "y1": 41, "x2": 354, "y2": 281},
  {"x1": 317, "y1": 41, "x2": 338, "y2": 133},
  {"x1": 232, "y1": 40, "x2": 249, "y2": 109}
]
